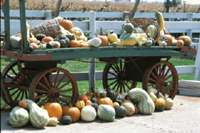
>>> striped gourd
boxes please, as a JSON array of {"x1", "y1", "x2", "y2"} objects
[
  {"x1": 155, "y1": 11, "x2": 165, "y2": 31},
  {"x1": 128, "y1": 88, "x2": 155, "y2": 114}
]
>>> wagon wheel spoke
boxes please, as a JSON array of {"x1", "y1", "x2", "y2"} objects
[
  {"x1": 59, "y1": 88, "x2": 73, "y2": 93},
  {"x1": 111, "y1": 65, "x2": 119, "y2": 74},
  {"x1": 58, "y1": 80, "x2": 71, "y2": 90},
  {"x1": 161, "y1": 64, "x2": 167, "y2": 77},
  {"x1": 165, "y1": 74, "x2": 173, "y2": 81},
  {"x1": 56, "y1": 74, "x2": 67, "y2": 88},
  {"x1": 37, "y1": 97, "x2": 49, "y2": 106},
  {"x1": 163, "y1": 87, "x2": 171, "y2": 96},
  {"x1": 59, "y1": 94, "x2": 72, "y2": 98},
  {"x1": 38, "y1": 82, "x2": 50, "y2": 91},
  {"x1": 149, "y1": 78, "x2": 158, "y2": 83},
  {"x1": 111, "y1": 81, "x2": 119, "y2": 91},
  {"x1": 163, "y1": 68, "x2": 170, "y2": 79},
  {"x1": 14, "y1": 90, "x2": 22, "y2": 101},
  {"x1": 57, "y1": 97, "x2": 68, "y2": 104},
  {"x1": 53, "y1": 70, "x2": 60, "y2": 87},
  {"x1": 43, "y1": 76, "x2": 52, "y2": 90},
  {"x1": 150, "y1": 71, "x2": 159, "y2": 81}
]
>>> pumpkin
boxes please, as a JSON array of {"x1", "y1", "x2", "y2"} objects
[
  {"x1": 97, "y1": 104, "x2": 115, "y2": 122},
  {"x1": 41, "y1": 36, "x2": 54, "y2": 43},
  {"x1": 81, "y1": 106, "x2": 97, "y2": 122},
  {"x1": 18, "y1": 100, "x2": 28, "y2": 109},
  {"x1": 78, "y1": 94, "x2": 88, "y2": 103},
  {"x1": 113, "y1": 102, "x2": 120, "y2": 109},
  {"x1": 124, "y1": 20, "x2": 134, "y2": 33},
  {"x1": 95, "y1": 27, "x2": 109, "y2": 46},
  {"x1": 176, "y1": 39, "x2": 184, "y2": 47},
  {"x1": 59, "y1": 19, "x2": 74, "y2": 31},
  {"x1": 62, "y1": 105, "x2": 80, "y2": 122},
  {"x1": 51, "y1": 41, "x2": 61, "y2": 48},
  {"x1": 106, "y1": 88, "x2": 116, "y2": 102},
  {"x1": 115, "y1": 94, "x2": 124, "y2": 103},
  {"x1": 30, "y1": 42, "x2": 39, "y2": 50},
  {"x1": 178, "y1": 36, "x2": 191, "y2": 46},
  {"x1": 44, "y1": 102, "x2": 63, "y2": 120},
  {"x1": 115, "y1": 105, "x2": 127, "y2": 118},
  {"x1": 146, "y1": 24, "x2": 157, "y2": 39},
  {"x1": 60, "y1": 115, "x2": 72, "y2": 125},
  {"x1": 47, "y1": 117, "x2": 59, "y2": 126},
  {"x1": 75, "y1": 100, "x2": 85, "y2": 109},
  {"x1": 122, "y1": 100, "x2": 135, "y2": 116},
  {"x1": 85, "y1": 100, "x2": 92, "y2": 106},
  {"x1": 154, "y1": 97, "x2": 166, "y2": 111},
  {"x1": 38, "y1": 43, "x2": 47, "y2": 49},
  {"x1": 8, "y1": 106, "x2": 29, "y2": 127},
  {"x1": 128, "y1": 88, "x2": 155, "y2": 115},
  {"x1": 87, "y1": 37, "x2": 101, "y2": 47},
  {"x1": 54, "y1": 34, "x2": 70, "y2": 48},
  {"x1": 107, "y1": 30, "x2": 121, "y2": 45},
  {"x1": 160, "y1": 34, "x2": 173, "y2": 46},
  {"x1": 85, "y1": 91, "x2": 93, "y2": 100},
  {"x1": 23, "y1": 99, "x2": 49, "y2": 128},
  {"x1": 120, "y1": 32, "x2": 137, "y2": 46},
  {"x1": 70, "y1": 40, "x2": 81, "y2": 47},
  {"x1": 28, "y1": 37, "x2": 39, "y2": 45},
  {"x1": 66, "y1": 34, "x2": 76, "y2": 40},
  {"x1": 97, "y1": 92, "x2": 114, "y2": 107}
]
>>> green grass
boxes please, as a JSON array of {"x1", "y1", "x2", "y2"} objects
[{"x1": 0, "y1": 57, "x2": 199, "y2": 107}]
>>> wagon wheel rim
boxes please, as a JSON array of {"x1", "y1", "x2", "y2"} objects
[
  {"x1": 103, "y1": 58, "x2": 137, "y2": 93},
  {"x1": 2, "y1": 60, "x2": 29, "y2": 107},
  {"x1": 142, "y1": 61, "x2": 178, "y2": 99},
  {"x1": 29, "y1": 68, "x2": 78, "y2": 106}
]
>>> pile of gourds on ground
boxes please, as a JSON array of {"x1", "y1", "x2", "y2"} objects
[
  {"x1": 6, "y1": 11, "x2": 192, "y2": 52},
  {"x1": 7, "y1": 88, "x2": 174, "y2": 129}
]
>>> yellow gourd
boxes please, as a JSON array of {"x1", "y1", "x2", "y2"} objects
[
  {"x1": 155, "y1": 11, "x2": 164, "y2": 31},
  {"x1": 107, "y1": 30, "x2": 121, "y2": 45}
]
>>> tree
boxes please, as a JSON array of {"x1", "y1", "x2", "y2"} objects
[
  {"x1": 164, "y1": 0, "x2": 181, "y2": 12},
  {"x1": 130, "y1": 0, "x2": 140, "y2": 18}
]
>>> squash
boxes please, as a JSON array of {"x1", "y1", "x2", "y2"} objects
[
  {"x1": 30, "y1": 42, "x2": 39, "y2": 50},
  {"x1": 85, "y1": 100, "x2": 92, "y2": 106},
  {"x1": 107, "y1": 30, "x2": 121, "y2": 45},
  {"x1": 97, "y1": 104, "x2": 115, "y2": 122},
  {"x1": 96, "y1": 27, "x2": 109, "y2": 46},
  {"x1": 66, "y1": 34, "x2": 76, "y2": 40},
  {"x1": 136, "y1": 33, "x2": 147, "y2": 46},
  {"x1": 62, "y1": 104, "x2": 80, "y2": 122},
  {"x1": 128, "y1": 88, "x2": 155, "y2": 114},
  {"x1": 70, "y1": 40, "x2": 81, "y2": 47},
  {"x1": 146, "y1": 25, "x2": 157, "y2": 39},
  {"x1": 178, "y1": 36, "x2": 191, "y2": 46},
  {"x1": 144, "y1": 38, "x2": 155, "y2": 46},
  {"x1": 81, "y1": 106, "x2": 97, "y2": 122},
  {"x1": 91, "y1": 103, "x2": 98, "y2": 112},
  {"x1": 77, "y1": 94, "x2": 88, "y2": 103},
  {"x1": 36, "y1": 34, "x2": 46, "y2": 41},
  {"x1": 113, "y1": 102, "x2": 120, "y2": 109},
  {"x1": 38, "y1": 43, "x2": 47, "y2": 49},
  {"x1": 122, "y1": 100, "x2": 135, "y2": 116},
  {"x1": 147, "y1": 88, "x2": 165, "y2": 102},
  {"x1": 44, "y1": 102, "x2": 63, "y2": 120},
  {"x1": 164, "y1": 97, "x2": 174, "y2": 110},
  {"x1": 176, "y1": 39, "x2": 184, "y2": 47},
  {"x1": 91, "y1": 94, "x2": 98, "y2": 103},
  {"x1": 8, "y1": 106, "x2": 29, "y2": 127},
  {"x1": 70, "y1": 27, "x2": 87, "y2": 41},
  {"x1": 59, "y1": 19, "x2": 74, "y2": 31},
  {"x1": 60, "y1": 115, "x2": 72, "y2": 125},
  {"x1": 157, "y1": 36, "x2": 168, "y2": 46},
  {"x1": 154, "y1": 97, "x2": 166, "y2": 111},
  {"x1": 106, "y1": 88, "x2": 116, "y2": 102},
  {"x1": 85, "y1": 91, "x2": 93, "y2": 100},
  {"x1": 155, "y1": 11, "x2": 164, "y2": 31},
  {"x1": 120, "y1": 32, "x2": 137, "y2": 46},
  {"x1": 160, "y1": 34, "x2": 173, "y2": 46},
  {"x1": 47, "y1": 117, "x2": 59, "y2": 126},
  {"x1": 23, "y1": 99, "x2": 49, "y2": 128},
  {"x1": 75, "y1": 100, "x2": 85, "y2": 109},
  {"x1": 97, "y1": 92, "x2": 114, "y2": 107},
  {"x1": 10, "y1": 36, "x2": 21, "y2": 49},
  {"x1": 54, "y1": 34, "x2": 70, "y2": 48},
  {"x1": 18, "y1": 100, "x2": 28, "y2": 109},
  {"x1": 115, "y1": 94, "x2": 124, "y2": 103},
  {"x1": 51, "y1": 41, "x2": 61, "y2": 48},
  {"x1": 41, "y1": 36, "x2": 54, "y2": 43},
  {"x1": 124, "y1": 20, "x2": 134, "y2": 33},
  {"x1": 87, "y1": 37, "x2": 101, "y2": 47},
  {"x1": 115, "y1": 100, "x2": 127, "y2": 118}
]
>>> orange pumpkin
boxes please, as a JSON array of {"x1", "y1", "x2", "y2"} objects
[
  {"x1": 30, "y1": 42, "x2": 39, "y2": 50},
  {"x1": 28, "y1": 37, "x2": 39, "y2": 45},
  {"x1": 78, "y1": 94, "x2": 88, "y2": 103},
  {"x1": 59, "y1": 19, "x2": 74, "y2": 31},
  {"x1": 85, "y1": 100, "x2": 92, "y2": 106},
  {"x1": 44, "y1": 102, "x2": 63, "y2": 120},
  {"x1": 70, "y1": 40, "x2": 80, "y2": 47},
  {"x1": 75, "y1": 100, "x2": 85, "y2": 109},
  {"x1": 18, "y1": 100, "x2": 27, "y2": 109},
  {"x1": 176, "y1": 39, "x2": 184, "y2": 47},
  {"x1": 97, "y1": 92, "x2": 114, "y2": 107},
  {"x1": 96, "y1": 35, "x2": 109, "y2": 46},
  {"x1": 41, "y1": 36, "x2": 54, "y2": 42},
  {"x1": 178, "y1": 36, "x2": 191, "y2": 46},
  {"x1": 62, "y1": 106, "x2": 80, "y2": 122}
]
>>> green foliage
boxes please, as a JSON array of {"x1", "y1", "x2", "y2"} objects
[{"x1": 164, "y1": 0, "x2": 182, "y2": 11}]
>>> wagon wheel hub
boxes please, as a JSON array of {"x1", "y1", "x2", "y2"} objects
[
  {"x1": 48, "y1": 88, "x2": 60, "y2": 98},
  {"x1": 117, "y1": 72, "x2": 126, "y2": 84},
  {"x1": 157, "y1": 78, "x2": 165, "y2": 88}
]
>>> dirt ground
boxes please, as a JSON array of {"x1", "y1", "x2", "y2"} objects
[{"x1": 1, "y1": 92, "x2": 200, "y2": 133}]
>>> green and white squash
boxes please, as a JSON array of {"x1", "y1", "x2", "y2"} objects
[
  {"x1": 128, "y1": 88, "x2": 155, "y2": 114},
  {"x1": 97, "y1": 104, "x2": 115, "y2": 122},
  {"x1": 81, "y1": 106, "x2": 96, "y2": 122},
  {"x1": 8, "y1": 106, "x2": 29, "y2": 127},
  {"x1": 23, "y1": 99, "x2": 49, "y2": 128}
]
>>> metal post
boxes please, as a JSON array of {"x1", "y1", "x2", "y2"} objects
[{"x1": 183, "y1": 1, "x2": 186, "y2": 13}]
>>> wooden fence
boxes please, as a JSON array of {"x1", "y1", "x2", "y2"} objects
[{"x1": 1, "y1": 10, "x2": 200, "y2": 86}]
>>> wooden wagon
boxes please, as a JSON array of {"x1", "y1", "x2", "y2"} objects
[{"x1": 0, "y1": 0, "x2": 196, "y2": 107}]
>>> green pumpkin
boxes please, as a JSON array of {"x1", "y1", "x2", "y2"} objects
[
  {"x1": 36, "y1": 34, "x2": 46, "y2": 41},
  {"x1": 124, "y1": 20, "x2": 134, "y2": 33},
  {"x1": 154, "y1": 98, "x2": 166, "y2": 111},
  {"x1": 91, "y1": 103, "x2": 98, "y2": 112},
  {"x1": 60, "y1": 115, "x2": 72, "y2": 125},
  {"x1": 115, "y1": 106, "x2": 127, "y2": 118},
  {"x1": 106, "y1": 88, "x2": 116, "y2": 102},
  {"x1": 115, "y1": 94, "x2": 124, "y2": 103},
  {"x1": 97, "y1": 104, "x2": 115, "y2": 122}
]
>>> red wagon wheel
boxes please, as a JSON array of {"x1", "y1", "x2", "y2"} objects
[
  {"x1": 29, "y1": 67, "x2": 78, "y2": 106},
  {"x1": 142, "y1": 61, "x2": 178, "y2": 99},
  {"x1": 2, "y1": 60, "x2": 29, "y2": 107},
  {"x1": 103, "y1": 58, "x2": 137, "y2": 93}
]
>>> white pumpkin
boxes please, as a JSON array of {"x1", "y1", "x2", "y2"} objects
[{"x1": 81, "y1": 106, "x2": 96, "y2": 122}]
